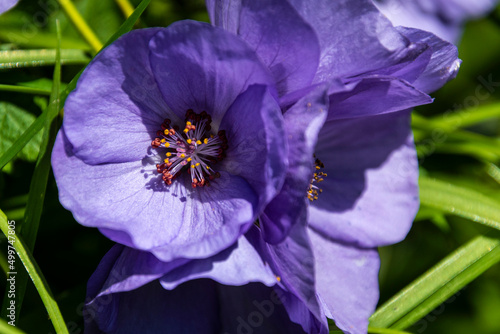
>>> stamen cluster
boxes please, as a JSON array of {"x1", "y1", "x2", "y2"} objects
[
  {"x1": 308, "y1": 157, "x2": 327, "y2": 201},
  {"x1": 151, "y1": 109, "x2": 228, "y2": 188}
]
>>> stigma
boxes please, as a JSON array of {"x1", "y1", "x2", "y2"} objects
[
  {"x1": 151, "y1": 109, "x2": 228, "y2": 188},
  {"x1": 307, "y1": 157, "x2": 326, "y2": 201}
]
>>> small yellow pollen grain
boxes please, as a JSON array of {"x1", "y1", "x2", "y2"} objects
[
  {"x1": 206, "y1": 166, "x2": 210, "y2": 169},
  {"x1": 166, "y1": 152, "x2": 172, "y2": 157},
  {"x1": 204, "y1": 138, "x2": 209, "y2": 144},
  {"x1": 187, "y1": 139, "x2": 192, "y2": 144},
  {"x1": 180, "y1": 153, "x2": 186, "y2": 158},
  {"x1": 315, "y1": 166, "x2": 320, "y2": 170},
  {"x1": 196, "y1": 140, "x2": 202, "y2": 145},
  {"x1": 276, "y1": 276, "x2": 281, "y2": 282},
  {"x1": 307, "y1": 102, "x2": 312, "y2": 107}
]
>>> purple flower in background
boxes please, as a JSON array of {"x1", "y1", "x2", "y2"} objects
[
  {"x1": 373, "y1": 0, "x2": 499, "y2": 43},
  {"x1": 207, "y1": 0, "x2": 460, "y2": 332},
  {"x1": 0, "y1": 0, "x2": 19, "y2": 14},
  {"x1": 51, "y1": 21, "x2": 288, "y2": 263}
]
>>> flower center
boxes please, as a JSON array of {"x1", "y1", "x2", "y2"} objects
[
  {"x1": 307, "y1": 156, "x2": 326, "y2": 201},
  {"x1": 151, "y1": 109, "x2": 228, "y2": 188}
]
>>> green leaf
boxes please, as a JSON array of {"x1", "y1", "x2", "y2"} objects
[
  {"x1": 0, "y1": 111, "x2": 47, "y2": 170},
  {"x1": 0, "y1": 49, "x2": 89, "y2": 69},
  {"x1": 0, "y1": 210, "x2": 69, "y2": 334},
  {"x1": 370, "y1": 234, "x2": 500, "y2": 330},
  {"x1": 0, "y1": 103, "x2": 43, "y2": 166},
  {"x1": 419, "y1": 176, "x2": 500, "y2": 231},
  {"x1": 0, "y1": 317, "x2": 27, "y2": 334}
]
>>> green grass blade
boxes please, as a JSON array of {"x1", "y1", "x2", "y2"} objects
[
  {"x1": 0, "y1": 29, "x2": 90, "y2": 50},
  {"x1": 0, "y1": 84, "x2": 51, "y2": 95},
  {"x1": 430, "y1": 102, "x2": 500, "y2": 130},
  {"x1": 0, "y1": 317, "x2": 27, "y2": 334},
  {"x1": 419, "y1": 176, "x2": 500, "y2": 231},
  {"x1": 370, "y1": 234, "x2": 500, "y2": 329},
  {"x1": 0, "y1": 49, "x2": 89, "y2": 69},
  {"x1": 0, "y1": 210, "x2": 69, "y2": 334},
  {"x1": 57, "y1": 0, "x2": 103, "y2": 53},
  {"x1": 0, "y1": 20, "x2": 63, "y2": 324},
  {"x1": 368, "y1": 327, "x2": 413, "y2": 334}
]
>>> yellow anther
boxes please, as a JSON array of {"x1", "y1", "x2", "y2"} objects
[
  {"x1": 165, "y1": 142, "x2": 170, "y2": 148},
  {"x1": 195, "y1": 163, "x2": 200, "y2": 167},
  {"x1": 191, "y1": 165, "x2": 195, "y2": 168},
  {"x1": 315, "y1": 166, "x2": 320, "y2": 170},
  {"x1": 196, "y1": 140, "x2": 202, "y2": 145},
  {"x1": 206, "y1": 166, "x2": 210, "y2": 169},
  {"x1": 276, "y1": 276, "x2": 281, "y2": 282},
  {"x1": 186, "y1": 121, "x2": 192, "y2": 126},
  {"x1": 160, "y1": 139, "x2": 166, "y2": 143},
  {"x1": 164, "y1": 129, "x2": 169, "y2": 135},
  {"x1": 166, "y1": 152, "x2": 172, "y2": 157},
  {"x1": 204, "y1": 138, "x2": 209, "y2": 144},
  {"x1": 187, "y1": 139, "x2": 192, "y2": 144},
  {"x1": 180, "y1": 153, "x2": 186, "y2": 158},
  {"x1": 164, "y1": 158, "x2": 169, "y2": 163},
  {"x1": 187, "y1": 157, "x2": 192, "y2": 162},
  {"x1": 183, "y1": 128, "x2": 189, "y2": 133}
]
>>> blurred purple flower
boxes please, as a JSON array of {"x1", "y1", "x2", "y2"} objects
[
  {"x1": 207, "y1": 0, "x2": 461, "y2": 332},
  {"x1": 0, "y1": 0, "x2": 19, "y2": 14},
  {"x1": 52, "y1": 21, "x2": 289, "y2": 263},
  {"x1": 373, "y1": 0, "x2": 499, "y2": 43}
]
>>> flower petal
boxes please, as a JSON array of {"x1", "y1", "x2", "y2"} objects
[
  {"x1": 148, "y1": 20, "x2": 275, "y2": 125},
  {"x1": 308, "y1": 228, "x2": 380, "y2": 334},
  {"x1": 255, "y1": 218, "x2": 328, "y2": 333},
  {"x1": 397, "y1": 27, "x2": 461, "y2": 94},
  {"x1": 329, "y1": 76, "x2": 432, "y2": 120},
  {"x1": 261, "y1": 83, "x2": 328, "y2": 243},
  {"x1": 63, "y1": 28, "x2": 170, "y2": 165},
  {"x1": 52, "y1": 130, "x2": 260, "y2": 262},
  {"x1": 0, "y1": 0, "x2": 18, "y2": 13},
  {"x1": 309, "y1": 111, "x2": 418, "y2": 247},
  {"x1": 286, "y1": 0, "x2": 413, "y2": 82},
  {"x1": 220, "y1": 84, "x2": 287, "y2": 210},
  {"x1": 207, "y1": 0, "x2": 321, "y2": 97},
  {"x1": 160, "y1": 228, "x2": 276, "y2": 289}
]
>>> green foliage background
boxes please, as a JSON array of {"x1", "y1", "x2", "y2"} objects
[{"x1": 1, "y1": 1, "x2": 500, "y2": 333}]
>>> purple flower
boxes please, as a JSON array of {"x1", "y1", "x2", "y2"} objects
[
  {"x1": 51, "y1": 21, "x2": 288, "y2": 262},
  {"x1": 0, "y1": 0, "x2": 19, "y2": 14},
  {"x1": 373, "y1": 0, "x2": 499, "y2": 42},
  {"x1": 207, "y1": 0, "x2": 461, "y2": 332},
  {"x1": 84, "y1": 229, "x2": 319, "y2": 334}
]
